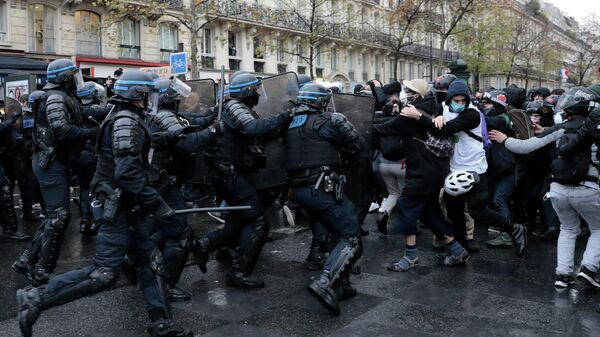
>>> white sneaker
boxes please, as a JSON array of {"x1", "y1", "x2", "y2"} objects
[
  {"x1": 369, "y1": 202, "x2": 380, "y2": 213},
  {"x1": 282, "y1": 205, "x2": 296, "y2": 227}
]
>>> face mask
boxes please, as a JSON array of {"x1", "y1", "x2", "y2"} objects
[
  {"x1": 399, "y1": 91, "x2": 408, "y2": 106},
  {"x1": 450, "y1": 101, "x2": 465, "y2": 113},
  {"x1": 554, "y1": 112, "x2": 564, "y2": 124}
]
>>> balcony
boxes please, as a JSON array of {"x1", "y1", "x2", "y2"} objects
[
  {"x1": 213, "y1": 2, "x2": 457, "y2": 63},
  {"x1": 158, "y1": 0, "x2": 183, "y2": 10}
]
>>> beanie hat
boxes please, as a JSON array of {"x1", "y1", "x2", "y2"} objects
[
  {"x1": 402, "y1": 79, "x2": 429, "y2": 97},
  {"x1": 445, "y1": 80, "x2": 471, "y2": 105}
]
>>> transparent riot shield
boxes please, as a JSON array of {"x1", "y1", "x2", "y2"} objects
[
  {"x1": 179, "y1": 79, "x2": 216, "y2": 185},
  {"x1": 178, "y1": 79, "x2": 216, "y2": 113},
  {"x1": 249, "y1": 72, "x2": 300, "y2": 189},
  {"x1": 327, "y1": 93, "x2": 376, "y2": 210}
]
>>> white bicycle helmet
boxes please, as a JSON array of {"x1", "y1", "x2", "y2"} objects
[{"x1": 444, "y1": 171, "x2": 480, "y2": 196}]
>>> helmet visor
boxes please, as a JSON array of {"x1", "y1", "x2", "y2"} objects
[
  {"x1": 147, "y1": 90, "x2": 160, "y2": 115},
  {"x1": 170, "y1": 77, "x2": 192, "y2": 98},
  {"x1": 73, "y1": 70, "x2": 85, "y2": 91}
]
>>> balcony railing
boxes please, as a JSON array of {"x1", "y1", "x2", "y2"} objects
[{"x1": 213, "y1": 2, "x2": 457, "y2": 62}]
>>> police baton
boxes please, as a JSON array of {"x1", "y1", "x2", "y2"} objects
[{"x1": 173, "y1": 205, "x2": 251, "y2": 215}]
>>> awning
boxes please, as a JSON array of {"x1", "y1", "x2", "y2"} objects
[{"x1": 0, "y1": 55, "x2": 49, "y2": 72}]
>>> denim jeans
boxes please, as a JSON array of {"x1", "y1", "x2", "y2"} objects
[
  {"x1": 550, "y1": 182, "x2": 600, "y2": 275},
  {"x1": 493, "y1": 173, "x2": 517, "y2": 222}
]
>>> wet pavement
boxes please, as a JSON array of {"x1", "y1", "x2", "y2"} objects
[{"x1": 0, "y1": 200, "x2": 599, "y2": 337}]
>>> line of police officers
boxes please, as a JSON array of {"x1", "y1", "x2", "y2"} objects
[{"x1": 11, "y1": 59, "x2": 364, "y2": 337}]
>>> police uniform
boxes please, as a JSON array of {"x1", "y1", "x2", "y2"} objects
[
  {"x1": 285, "y1": 84, "x2": 363, "y2": 316},
  {"x1": 15, "y1": 71, "x2": 192, "y2": 337},
  {"x1": 196, "y1": 72, "x2": 292, "y2": 288}
]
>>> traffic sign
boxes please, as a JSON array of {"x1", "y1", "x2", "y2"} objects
[{"x1": 170, "y1": 52, "x2": 188, "y2": 75}]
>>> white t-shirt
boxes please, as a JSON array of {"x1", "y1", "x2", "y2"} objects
[{"x1": 442, "y1": 102, "x2": 488, "y2": 174}]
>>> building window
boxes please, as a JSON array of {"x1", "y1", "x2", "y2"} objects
[
  {"x1": 229, "y1": 59, "x2": 241, "y2": 71},
  {"x1": 331, "y1": 48, "x2": 338, "y2": 71},
  {"x1": 362, "y1": 54, "x2": 368, "y2": 80},
  {"x1": 253, "y1": 36, "x2": 263, "y2": 59},
  {"x1": 201, "y1": 28, "x2": 212, "y2": 55},
  {"x1": 201, "y1": 56, "x2": 214, "y2": 69},
  {"x1": 277, "y1": 64, "x2": 287, "y2": 74},
  {"x1": 75, "y1": 11, "x2": 101, "y2": 56},
  {"x1": 277, "y1": 40, "x2": 286, "y2": 63},
  {"x1": 389, "y1": 60, "x2": 395, "y2": 82},
  {"x1": 316, "y1": 67, "x2": 323, "y2": 79},
  {"x1": 159, "y1": 23, "x2": 179, "y2": 62},
  {"x1": 28, "y1": 4, "x2": 56, "y2": 53},
  {"x1": 399, "y1": 61, "x2": 404, "y2": 80},
  {"x1": 0, "y1": 1, "x2": 7, "y2": 43},
  {"x1": 228, "y1": 31, "x2": 238, "y2": 57},
  {"x1": 375, "y1": 55, "x2": 381, "y2": 80},
  {"x1": 409, "y1": 62, "x2": 414, "y2": 79},
  {"x1": 119, "y1": 18, "x2": 140, "y2": 59},
  {"x1": 315, "y1": 46, "x2": 321, "y2": 66},
  {"x1": 347, "y1": 51, "x2": 354, "y2": 72},
  {"x1": 297, "y1": 66, "x2": 306, "y2": 74},
  {"x1": 254, "y1": 61, "x2": 264, "y2": 73},
  {"x1": 297, "y1": 43, "x2": 305, "y2": 64}
]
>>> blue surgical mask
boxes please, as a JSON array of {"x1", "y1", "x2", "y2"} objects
[{"x1": 450, "y1": 101, "x2": 466, "y2": 113}]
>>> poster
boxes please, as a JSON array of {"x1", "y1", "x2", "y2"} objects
[{"x1": 5, "y1": 79, "x2": 29, "y2": 102}]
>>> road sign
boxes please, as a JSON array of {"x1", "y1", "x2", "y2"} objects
[{"x1": 170, "y1": 52, "x2": 188, "y2": 75}]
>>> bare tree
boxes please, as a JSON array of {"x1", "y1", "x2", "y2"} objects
[
  {"x1": 368, "y1": 0, "x2": 428, "y2": 81},
  {"x1": 567, "y1": 15, "x2": 600, "y2": 86},
  {"x1": 91, "y1": 0, "x2": 243, "y2": 79},
  {"x1": 276, "y1": 0, "x2": 348, "y2": 79},
  {"x1": 428, "y1": 0, "x2": 479, "y2": 76}
]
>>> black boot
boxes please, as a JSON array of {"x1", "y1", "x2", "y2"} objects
[
  {"x1": 79, "y1": 220, "x2": 90, "y2": 235},
  {"x1": 12, "y1": 250, "x2": 36, "y2": 283},
  {"x1": 167, "y1": 287, "x2": 191, "y2": 302},
  {"x1": 376, "y1": 212, "x2": 389, "y2": 235},
  {"x1": 305, "y1": 244, "x2": 326, "y2": 271},
  {"x1": 88, "y1": 221, "x2": 99, "y2": 236},
  {"x1": 226, "y1": 256, "x2": 265, "y2": 289},
  {"x1": 121, "y1": 256, "x2": 138, "y2": 286},
  {"x1": 3, "y1": 193, "x2": 31, "y2": 241},
  {"x1": 192, "y1": 237, "x2": 210, "y2": 273},
  {"x1": 16, "y1": 288, "x2": 42, "y2": 337},
  {"x1": 308, "y1": 271, "x2": 340, "y2": 316},
  {"x1": 335, "y1": 276, "x2": 357, "y2": 301},
  {"x1": 148, "y1": 318, "x2": 193, "y2": 337},
  {"x1": 509, "y1": 223, "x2": 528, "y2": 257}
]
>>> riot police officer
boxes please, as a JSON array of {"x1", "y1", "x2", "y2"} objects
[
  {"x1": 195, "y1": 71, "x2": 292, "y2": 288},
  {"x1": 16, "y1": 71, "x2": 192, "y2": 337},
  {"x1": 13, "y1": 59, "x2": 97, "y2": 285},
  {"x1": 75, "y1": 81, "x2": 111, "y2": 235},
  {"x1": 0, "y1": 108, "x2": 30, "y2": 240},
  {"x1": 285, "y1": 83, "x2": 363, "y2": 316},
  {"x1": 144, "y1": 77, "x2": 218, "y2": 301}
]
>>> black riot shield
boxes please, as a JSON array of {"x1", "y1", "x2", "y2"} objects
[
  {"x1": 249, "y1": 72, "x2": 299, "y2": 189},
  {"x1": 180, "y1": 79, "x2": 216, "y2": 185},
  {"x1": 327, "y1": 94, "x2": 377, "y2": 221}
]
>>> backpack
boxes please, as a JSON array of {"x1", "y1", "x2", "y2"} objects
[
  {"x1": 507, "y1": 109, "x2": 534, "y2": 140},
  {"x1": 464, "y1": 110, "x2": 492, "y2": 149},
  {"x1": 379, "y1": 134, "x2": 405, "y2": 161}
]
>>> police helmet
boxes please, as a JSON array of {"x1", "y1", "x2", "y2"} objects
[
  {"x1": 296, "y1": 83, "x2": 331, "y2": 110},
  {"x1": 28, "y1": 90, "x2": 46, "y2": 106},
  {"x1": 297, "y1": 75, "x2": 312, "y2": 88},
  {"x1": 525, "y1": 101, "x2": 543, "y2": 115},
  {"x1": 113, "y1": 71, "x2": 159, "y2": 113},
  {"x1": 228, "y1": 72, "x2": 262, "y2": 100},
  {"x1": 44, "y1": 59, "x2": 84, "y2": 91},
  {"x1": 77, "y1": 81, "x2": 105, "y2": 105},
  {"x1": 155, "y1": 77, "x2": 192, "y2": 109},
  {"x1": 483, "y1": 90, "x2": 508, "y2": 108},
  {"x1": 555, "y1": 87, "x2": 600, "y2": 116},
  {"x1": 433, "y1": 74, "x2": 457, "y2": 91}
]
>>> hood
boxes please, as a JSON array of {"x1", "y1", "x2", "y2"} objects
[
  {"x1": 505, "y1": 84, "x2": 526, "y2": 109},
  {"x1": 445, "y1": 80, "x2": 471, "y2": 106},
  {"x1": 412, "y1": 95, "x2": 438, "y2": 116}
]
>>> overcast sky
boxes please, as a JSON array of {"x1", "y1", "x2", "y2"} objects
[{"x1": 544, "y1": 0, "x2": 600, "y2": 23}]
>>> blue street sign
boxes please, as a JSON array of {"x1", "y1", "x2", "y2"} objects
[{"x1": 170, "y1": 52, "x2": 188, "y2": 75}]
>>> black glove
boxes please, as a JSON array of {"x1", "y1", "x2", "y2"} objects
[
  {"x1": 209, "y1": 121, "x2": 224, "y2": 136},
  {"x1": 278, "y1": 111, "x2": 293, "y2": 125},
  {"x1": 87, "y1": 126, "x2": 99, "y2": 139}
]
